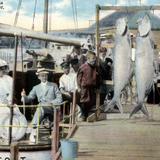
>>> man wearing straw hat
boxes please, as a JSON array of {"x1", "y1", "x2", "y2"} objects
[
  {"x1": 0, "y1": 59, "x2": 27, "y2": 141},
  {"x1": 21, "y1": 68, "x2": 62, "y2": 142},
  {"x1": 0, "y1": 58, "x2": 12, "y2": 105}
]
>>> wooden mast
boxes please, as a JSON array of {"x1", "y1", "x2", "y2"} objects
[{"x1": 43, "y1": 0, "x2": 49, "y2": 48}]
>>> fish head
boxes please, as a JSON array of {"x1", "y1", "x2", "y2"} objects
[
  {"x1": 137, "y1": 15, "x2": 151, "y2": 37},
  {"x1": 116, "y1": 17, "x2": 128, "y2": 36}
]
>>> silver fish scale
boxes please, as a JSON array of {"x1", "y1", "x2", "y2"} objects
[
  {"x1": 113, "y1": 34, "x2": 132, "y2": 98},
  {"x1": 135, "y1": 36, "x2": 154, "y2": 102}
]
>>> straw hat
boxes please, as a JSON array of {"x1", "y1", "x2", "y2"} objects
[
  {"x1": 0, "y1": 59, "x2": 7, "y2": 68},
  {"x1": 36, "y1": 68, "x2": 49, "y2": 75},
  {"x1": 116, "y1": 17, "x2": 127, "y2": 35},
  {"x1": 138, "y1": 15, "x2": 151, "y2": 37}
]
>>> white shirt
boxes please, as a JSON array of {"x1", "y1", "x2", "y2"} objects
[
  {"x1": 132, "y1": 48, "x2": 136, "y2": 62},
  {"x1": 59, "y1": 72, "x2": 78, "y2": 92},
  {"x1": 0, "y1": 75, "x2": 13, "y2": 105}
]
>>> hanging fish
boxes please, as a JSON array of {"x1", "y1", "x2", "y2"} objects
[
  {"x1": 104, "y1": 17, "x2": 132, "y2": 113},
  {"x1": 130, "y1": 15, "x2": 154, "y2": 118}
]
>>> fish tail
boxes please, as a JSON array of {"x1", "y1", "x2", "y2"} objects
[
  {"x1": 141, "y1": 104, "x2": 149, "y2": 118},
  {"x1": 129, "y1": 102, "x2": 149, "y2": 118},
  {"x1": 129, "y1": 103, "x2": 142, "y2": 118},
  {"x1": 104, "y1": 97, "x2": 116, "y2": 112},
  {"x1": 104, "y1": 97, "x2": 123, "y2": 114},
  {"x1": 116, "y1": 99, "x2": 124, "y2": 114}
]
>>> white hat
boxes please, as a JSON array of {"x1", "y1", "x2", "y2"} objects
[
  {"x1": 36, "y1": 68, "x2": 49, "y2": 75},
  {"x1": 138, "y1": 15, "x2": 151, "y2": 37},
  {"x1": 0, "y1": 59, "x2": 7, "y2": 68},
  {"x1": 116, "y1": 17, "x2": 128, "y2": 35}
]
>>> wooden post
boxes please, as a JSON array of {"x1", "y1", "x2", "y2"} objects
[
  {"x1": 9, "y1": 35, "x2": 18, "y2": 144},
  {"x1": 10, "y1": 142, "x2": 19, "y2": 160},
  {"x1": 95, "y1": 5, "x2": 101, "y2": 120},
  {"x1": 52, "y1": 107, "x2": 60, "y2": 160},
  {"x1": 72, "y1": 91, "x2": 77, "y2": 124}
]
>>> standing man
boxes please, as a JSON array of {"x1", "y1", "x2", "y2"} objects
[
  {"x1": 59, "y1": 62, "x2": 78, "y2": 102},
  {"x1": 0, "y1": 59, "x2": 27, "y2": 141},
  {"x1": 21, "y1": 68, "x2": 62, "y2": 142},
  {"x1": 77, "y1": 50, "x2": 100, "y2": 121},
  {"x1": 0, "y1": 59, "x2": 12, "y2": 105}
]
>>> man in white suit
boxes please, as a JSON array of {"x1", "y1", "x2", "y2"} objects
[{"x1": 21, "y1": 68, "x2": 62, "y2": 142}]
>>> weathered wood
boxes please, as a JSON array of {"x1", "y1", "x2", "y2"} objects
[
  {"x1": 0, "y1": 27, "x2": 81, "y2": 46},
  {"x1": 71, "y1": 92, "x2": 77, "y2": 124},
  {"x1": 9, "y1": 35, "x2": 19, "y2": 144},
  {"x1": 52, "y1": 107, "x2": 60, "y2": 160},
  {"x1": 99, "y1": 5, "x2": 160, "y2": 11},
  {"x1": 10, "y1": 142, "x2": 19, "y2": 160},
  {"x1": 73, "y1": 105, "x2": 160, "y2": 160}
]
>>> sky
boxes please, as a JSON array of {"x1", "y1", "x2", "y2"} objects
[{"x1": 0, "y1": 0, "x2": 160, "y2": 31}]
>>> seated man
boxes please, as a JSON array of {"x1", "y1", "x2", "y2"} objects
[{"x1": 21, "y1": 68, "x2": 62, "y2": 142}]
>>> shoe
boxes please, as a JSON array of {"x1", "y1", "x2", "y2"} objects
[
  {"x1": 87, "y1": 113, "x2": 96, "y2": 122},
  {"x1": 29, "y1": 129, "x2": 36, "y2": 143},
  {"x1": 78, "y1": 116, "x2": 86, "y2": 122}
]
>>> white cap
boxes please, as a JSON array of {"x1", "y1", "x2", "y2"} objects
[
  {"x1": 0, "y1": 59, "x2": 7, "y2": 67},
  {"x1": 116, "y1": 17, "x2": 128, "y2": 35},
  {"x1": 138, "y1": 15, "x2": 151, "y2": 37}
]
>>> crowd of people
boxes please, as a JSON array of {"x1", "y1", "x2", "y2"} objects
[{"x1": 0, "y1": 45, "x2": 113, "y2": 143}]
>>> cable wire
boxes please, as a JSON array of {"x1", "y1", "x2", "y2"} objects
[{"x1": 14, "y1": 0, "x2": 22, "y2": 26}]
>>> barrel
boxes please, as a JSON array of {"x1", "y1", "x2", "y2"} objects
[{"x1": 60, "y1": 139, "x2": 78, "y2": 160}]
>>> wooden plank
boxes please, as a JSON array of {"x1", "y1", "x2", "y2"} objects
[
  {"x1": 72, "y1": 106, "x2": 160, "y2": 160},
  {"x1": 10, "y1": 142, "x2": 19, "y2": 160},
  {"x1": 0, "y1": 28, "x2": 81, "y2": 46},
  {"x1": 99, "y1": 5, "x2": 160, "y2": 11}
]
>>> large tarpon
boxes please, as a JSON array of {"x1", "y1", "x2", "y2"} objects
[
  {"x1": 130, "y1": 15, "x2": 154, "y2": 118},
  {"x1": 104, "y1": 17, "x2": 132, "y2": 113}
]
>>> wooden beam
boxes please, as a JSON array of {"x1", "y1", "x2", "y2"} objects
[
  {"x1": 0, "y1": 28, "x2": 81, "y2": 46},
  {"x1": 99, "y1": 5, "x2": 160, "y2": 11}
]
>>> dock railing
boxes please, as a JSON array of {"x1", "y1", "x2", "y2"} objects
[{"x1": 0, "y1": 92, "x2": 78, "y2": 160}]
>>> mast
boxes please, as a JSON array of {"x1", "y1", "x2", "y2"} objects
[{"x1": 43, "y1": 0, "x2": 49, "y2": 48}]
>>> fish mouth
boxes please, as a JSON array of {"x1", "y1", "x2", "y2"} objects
[{"x1": 137, "y1": 15, "x2": 151, "y2": 37}]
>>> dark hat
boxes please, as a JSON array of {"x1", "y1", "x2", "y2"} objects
[
  {"x1": 36, "y1": 68, "x2": 49, "y2": 75},
  {"x1": 70, "y1": 58, "x2": 78, "y2": 65},
  {"x1": 60, "y1": 62, "x2": 70, "y2": 69}
]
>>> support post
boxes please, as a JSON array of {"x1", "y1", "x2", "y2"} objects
[
  {"x1": 72, "y1": 91, "x2": 77, "y2": 124},
  {"x1": 9, "y1": 35, "x2": 18, "y2": 144},
  {"x1": 52, "y1": 107, "x2": 60, "y2": 160},
  {"x1": 95, "y1": 5, "x2": 101, "y2": 119},
  {"x1": 10, "y1": 142, "x2": 19, "y2": 160}
]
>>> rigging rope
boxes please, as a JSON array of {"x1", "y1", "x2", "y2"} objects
[
  {"x1": 71, "y1": 0, "x2": 77, "y2": 30},
  {"x1": 14, "y1": 0, "x2": 22, "y2": 26},
  {"x1": 32, "y1": 0, "x2": 37, "y2": 30},
  {"x1": 74, "y1": 0, "x2": 78, "y2": 29},
  {"x1": 49, "y1": 0, "x2": 53, "y2": 31}
]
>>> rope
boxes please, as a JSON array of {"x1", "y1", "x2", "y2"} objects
[
  {"x1": 32, "y1": 0, "x2": 37, "y2": 30},
  {"x1": 74, "y1": 0, "x2": 78, "y2": 29},
  {"x1": 49, "y1": 0, "x2": 53, "y2": 31},
  {"x1": 14, "y1": 0, "x2": 22, "y2": 26},
  {"x1": 71, "y1": 0, "x2": 77, "y2": 30}
]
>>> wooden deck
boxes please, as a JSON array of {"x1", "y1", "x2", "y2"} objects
[{"x1": 72, "y1": 105, "x2": 160, "y2": 160}]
